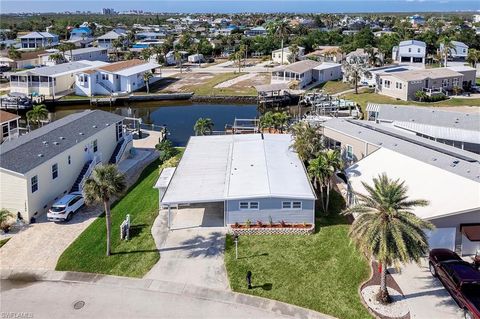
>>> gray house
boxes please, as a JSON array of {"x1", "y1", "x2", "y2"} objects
[{"x1": 158, "y1": 134, "x2": 316, "y2": 228}]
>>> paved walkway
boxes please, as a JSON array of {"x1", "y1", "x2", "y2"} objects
[
  {"x1": 0, "y1": 150, "x2": 158, "y2": 271},
  {"x1": 132, "y1": 129, "x2": 164, "y2": 149},
  {"x1": 145, "y1": 203, "x2": 229, "y2": 290},
  {"x1": 389, "y1": 259, "x2": 463, "y2": 319},
  {"x1": 1, "y1": 269, "x2": 334, "y2": 319}
]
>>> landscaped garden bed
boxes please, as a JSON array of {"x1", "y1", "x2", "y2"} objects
[{"x1": 229, "y1": 221, "x2": 314, "y2": 235}]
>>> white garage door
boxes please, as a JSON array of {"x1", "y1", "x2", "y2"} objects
[{"x1": 426, "y1": 228, "x2": 456, "y2": 251}]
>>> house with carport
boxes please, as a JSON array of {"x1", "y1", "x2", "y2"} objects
[
  {"x1": 271, "y1": 60, "x2": 342, "y2": 89},
  {"x1": 157, "y1": 134, "x2": 316, "y2": 229},
  {"x1": 321, "y1": 118, "x2": 480, "y2": 256}
]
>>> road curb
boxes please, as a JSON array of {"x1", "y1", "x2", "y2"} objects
[{"x1": 1, "y1": 269, "x2": 336, "y2": 319}]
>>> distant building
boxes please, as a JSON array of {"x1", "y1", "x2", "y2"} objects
[
  {"x1": 102, "y1": 8, "x2": 116, "y2": 15},
  {"x1": 96, "y1": 30, "x2": 127, "y2": 49},
  {"x1": 392, "y1": 40, "x2": 426, "y2": 65},
  {"x1": 440, "y1": 41, "x2": 469, "y2": 62},
  {"x1": 409, "y1": 14, "x2": 426, "y2": 27},
  {"x1": 474, "y1": 15, "x2": 480, "y2": 23},
  {"x1": 9, "y1": 60, "x2": 109, "y2": 98},
  {"x1": 75, "y1": 59, "x2": 160, "y2": 96},
  {"x1": 19, "y1": 32, "x2": 59, "y2": 50},
  {"x1": 64, "y1": 47, "x2": 108, "y2": 62},
  {"x1": 0, "y1": 110, "x2": 131, "y2": 222},
  {"x1": 271, "y1": 46, "x2": 305, "y2": 64},
  {"x1": 69, "y1": 27, "x2": 93, "y2": 40},
  {"x1": 305, "y1": 46, "x2": 343, "y2": 63},
  {"x1": 376, "y1": 66, "x2": 476, "y2": 101},
  {"x1": 0, "y1": 110, "x2": 20, "y2": 144},
  {"x1": 271, "y1": 60, "x2": 342, "y2": 89},
  {"x1": 244, "y1": 26, "x2": 267, "y2": 37}
]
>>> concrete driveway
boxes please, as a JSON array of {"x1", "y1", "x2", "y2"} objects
[
  {"x1": 145, "y1": 203, "x2": 228, "y2": 290},
  {"x1": 390, "y1": 259, "x2": 464, "y2": 319}
]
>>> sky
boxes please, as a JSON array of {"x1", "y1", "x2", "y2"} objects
[{"x1": 1, "y1": 0, "x2": 479, "y2": 14}]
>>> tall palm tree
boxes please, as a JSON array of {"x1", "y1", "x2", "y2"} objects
[
  {"x1": 289, "y1": 44, "x2": 299, "y2": 63},
  {"x1": 59, "y1": 42, "x2": 76, "y2": 61},
  {"x1": 275, "y1": 21, "x2": 292, "y2": 65},
  {"x1": 342, "y1": 55, "x2": 370, "y2": 94},
  {"x1": 343, "y1": 173, "x2": 433, "y2": 304},
  {"x1": 83, "y1": 164, "x2": 126, "y2": 257},
  {"x1": 174, "y1": 49, "x2": 183, "y2": 73},
  {"x1": 143, "y1": 71, "x2": 153, "y2": 93},
  {"x1": 467, "y1": 49, "x2": 480, "y2": 68},
  {"x1": 439, "y1": 37, "x2": 456, "y2": 67},
  {"x1": 194, "y1": 118, "x2": 214, "y2": 136},
  {"x1": 323, "y1": 149, "x2": 343, "y2": 211},
  {"x1": 289, "y1": 122, "x2": 324, "y2": 163},
  {"x1": 112, "y1": 37, "x2": 124, "y2": 61},
  {"x1": 26, "y1": 104, "x2": 49, "y2": 126}
]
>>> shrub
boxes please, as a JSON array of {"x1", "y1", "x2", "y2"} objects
[
  {"x1": 245, "y1": 219, "x2": 252, "y2": 228},
  {"x1": 155, "y1": 140, "x2": 179, "y2": 162},
  {"x1": 256, "y1": 220, "x2": 263, "y2": 227},
  {"x1": 234, "y1": 222, "x2": 240, "y2": 228},
  {"x1": 280, "y1": 220, "x2": 287, "y2": 227},
  {"x1": 0, "y1": 209, "x2": 14, "y2": 232},
  {"x1": 452, "y1": 86, "x2": 463, "y2": 96}
]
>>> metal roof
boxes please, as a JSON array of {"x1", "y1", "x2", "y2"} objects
[
  {"x1": 0, "y1": 110, "x2": 124, "y2": 175},
  {"x1": 322, "y1": 118, "x2": 480, "y2": 182},
  {"x1": 19, "y1": 32, "x2": 57, "y2": 39},
  {"x1": 13, "y1": 61, "x2": 108, "y2": 78},
  {"x1": 273, "y1": 60, "x2": 321, "y2": 74},
  {"x1": 393, "y1": 121, "x2": 480, "y2": 144},
  {"x1": 366, "y1": 103, "x2": 480, "y2": 131},
  {"x1": 161, "y1": 134, "x2": 315, "y2": 205},
  {"x1": 346, "y1": 148, "x2": 480, "y2": 220},
  {"x1": 65, "y1": 47, "x2": 107, "y2": 56},
  {"x1": 113, "y1": 61, "x2": 160, "y2": 76},
  {"x1": 399, "y1": 40, "x2": 426, "y2": 47}
]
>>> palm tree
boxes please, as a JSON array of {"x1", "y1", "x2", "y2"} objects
[
  {"x1": 60, "y1": 42, "x2": 76, "y2": 61},
  {"x1": 289, "y1": 44, "x2": 299, "y2": 63},
  {"x1": 289, "y1": 122, "x2": 324, "y2": 163},
  {"x1": 124, "y1": 51, "x2": 135, "y2": 60},
  {"x1": 26, "y1": 104, "x2": 49, "y2": 126},
  {"x1": 342, "y1": 55, "x2": 370, "y2": 94},
  {"x1": 174, "y1": 49, "x2": 183, "y2": 73},
  {"x1": 275, "y1": 21, "x2": 292, "y2": 65},
  {"x1": 439, "y1": 37, "x2": 456, "y2": 67},
  {"x1": 308, "y1": 154, "x2": 330, "y2": 211},
  {"x1": 342, "y1": 173, "x2": 434, "y2": 304},
  {"x1": 259, "y1": 112, "x2": 275, "y2": 133},
  {"x1": 8, "y1": 47, "x2": 21, "y2": 60},
  {"x1": 83, "y1": 164, "x2": 126, "y2": 257},
  {"x1": 112, "y1": 37, "x2": 124, "y2": 61},
  {"x1": 48, "y1": 52, "x2": 64, "y2": 64},
  {"x1": 365, "y1": 45, "x2": 381, "y2": 67},
  {"x1": 467, "y1": 49, "x2": 480, "y2": 68},
  {"x1": 272, "y1": 111, "x2": 290, "y2": 133},
  {"x1": 140, "y1": 48, "x2": 152, "y2": 62},
  {"x1": 143, "y1": 72, "x2": 153, "y2": 93},
  {"x1": 194, "y1": 118, "x2": 214, "y2": 136}
]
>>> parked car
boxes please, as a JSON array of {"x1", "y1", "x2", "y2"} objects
[
  {"x1": 429, "y1": 249, "x2": 480, "y2": 319},
  {"x1": 47, "y1": 192, "x2": 84, "y2": 222}
]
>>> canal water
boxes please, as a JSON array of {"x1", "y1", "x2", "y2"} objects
[{"x1": 50, "y1": 102, "x2": 259, "y2": 146}]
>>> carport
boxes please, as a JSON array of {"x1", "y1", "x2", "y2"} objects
[{"x1": 156, "y1": 136, "x2": 232, "y2": 229}]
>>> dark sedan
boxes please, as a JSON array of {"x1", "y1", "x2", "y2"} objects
[{"x1": 429, "y1": 249, "x2": 480, "y2": 319}]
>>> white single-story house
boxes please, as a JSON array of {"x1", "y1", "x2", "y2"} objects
[
  {"x1": 9, "y1": 60, "x2": 109, "y2": 98},
  {"x1": 0, "y1": 110, "x2": 132, "y2": 222},
  {"x1": 271, "y1": 46, "x2": 305, "y2": 64},
  {"x1": 75, "y1": 59, "x2": 160, "y2": 96},
  {"x1": 392, "y1": 40, "x2": 426, "y2": 65},
  {"x1": 321, "y1": 118, "x2": 480, "y2": 256},
  {"x1": 18, "y1": 32, "x2": 59, "y2": 50},
  {"x1": 271, "y1": 60, "x2": 342, "y2": 89},
  {"x1": 64, "y1": 47, "x2": 108, "y2": 62},
  {"x1": 158, "y1": 134, "x2": 316, "y2": 228},
  {"x1": 0, "y1": 110, "x2": 21, "y2": 144}
]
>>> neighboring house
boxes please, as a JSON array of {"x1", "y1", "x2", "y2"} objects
[
  {"x1": 321, "y1": 118, "x2": 480, "y2": 256},
  {"x1": 271, "y1": 46, "x2": 305, "y2": 64},
  {"x1": 392, "y1": 40, "x2": 426, "y2": 65},
  {"x1": 9, "y1": 60, "x2": 109, "y2": 98},
  {"x1": 360, "y1": 64, "x2": 420, "y2": 86},
  {"x1": 440, "y1": 41, "x2": 469, "y2": 61},
  {"x1": 69, "y1": 27, "x2": 93, "y2": 40},
  {"x1": 305, "y1": 46, "x2": 343, "y2": 63},
  {"x1": 19, "y1": 32, "x2": 59, "y2": 50},
  {"x1": 244, "y1": 26, "x2": 267, "y2": 37},
  {"x1": 165, "y1": 50, "x2": 188, "y2": 66},
  {"x1": 97, "y1": 30, "x2": 127, "y2": 49},
  {"x1": 375, "y1": 67, "x2": 476, "y2": 101},
  {"x1": 0, "y1": 110, "x2": 20, "y2": 143},
  {"x1": 0, "y1": 110, "x2": 132, "y2": 222},
  {"x1": 75, "y1": 59, "x2": 160, "y2": 96},
  {"x1": 135, "y1": 32, "x2": 165, "y2": 40},
  {"x1": 159, "y1": 134, "x2": 316, "y2": 227},
  {"x1": 409, "y1": 14, "x2": 426, "y2": 27},
  {"x1": 2, "y1": 50, "x2": 54, "y2": 69},
  {"x1": 64, "y1": 47, "x2": 108, "y2": 62},
  {"x1": 365, "y1": 103, "x2": 480, "y2": 154},
  {"x1": 271, "y1": 60, "x2": 342, "y2": 89}
]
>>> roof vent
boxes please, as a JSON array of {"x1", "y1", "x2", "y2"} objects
[
  {"x1": 38, "y1": 154, "x2": 43, "y2": 157},
  {"x1": 59, "y1": 136, "x2": 65, "y2": 140},
  {"x1": 79, "y1": 132, "x2": 84, "y2": 135},
  {"x1": 53, "y1": 141, "x2": 59, "y2": 145},
  {"x1": 432, "y1": 158, "x2": 437, "y2": 161},
  {"x1": 105, "y1": 123, "x2": 110, "y2": 126},
  {"x1": 42, "y1": 141, "x2": 48, "y2": 144},
  {"x1": 92, "y1": 125, "x2": 97, "y2": 128},
  {"x1": 453, "y1": 160, "x2": 460, "y2": 165}
]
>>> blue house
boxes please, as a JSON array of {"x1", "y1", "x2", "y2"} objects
[{"x1": 69, "y1": 27, "x2": 93, "y2": 40}]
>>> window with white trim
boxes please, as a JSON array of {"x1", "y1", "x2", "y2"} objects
[
  {"x1": 292, "y1": 201, "x2": 302, "y2": 209},
  {"x1": 52, "y1": 163, "x2": 58, "y2": 179},
  {"x1": 31, "y1": 175, "x2": 38, "y2": 193},
  {"x1": 282, "y1": 201, "x2": 292, "y2": 209},
  {"x1": 282, "y1": 201, "x2": 302, "y2": 209},
  {"x1": 239, "y1": 202, "x2": 259, "y2": 210}
]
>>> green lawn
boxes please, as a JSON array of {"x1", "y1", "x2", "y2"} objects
[
  {"x1": 186, "y1": 72, "x2": 256, "y2": 96},
  {"x1": 0, "y1": 238, "x2": 10, "y2": 248},
  {"x1": 311, "y1": 80, "x2": 353, "y2": 94},
  {"x1": 224, "y1": 192, "x2": 371, "y2": 319},
  {"x1": 56, "y1": 160, "x2": 161, "y2": 277},
  {"x1": 341, "y1": 90, "x2": 480, "y2": 114}
]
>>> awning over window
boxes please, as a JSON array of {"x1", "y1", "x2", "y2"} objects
[{"x1": 461, "y1": 224, "x2": 480, "y2": 242}]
